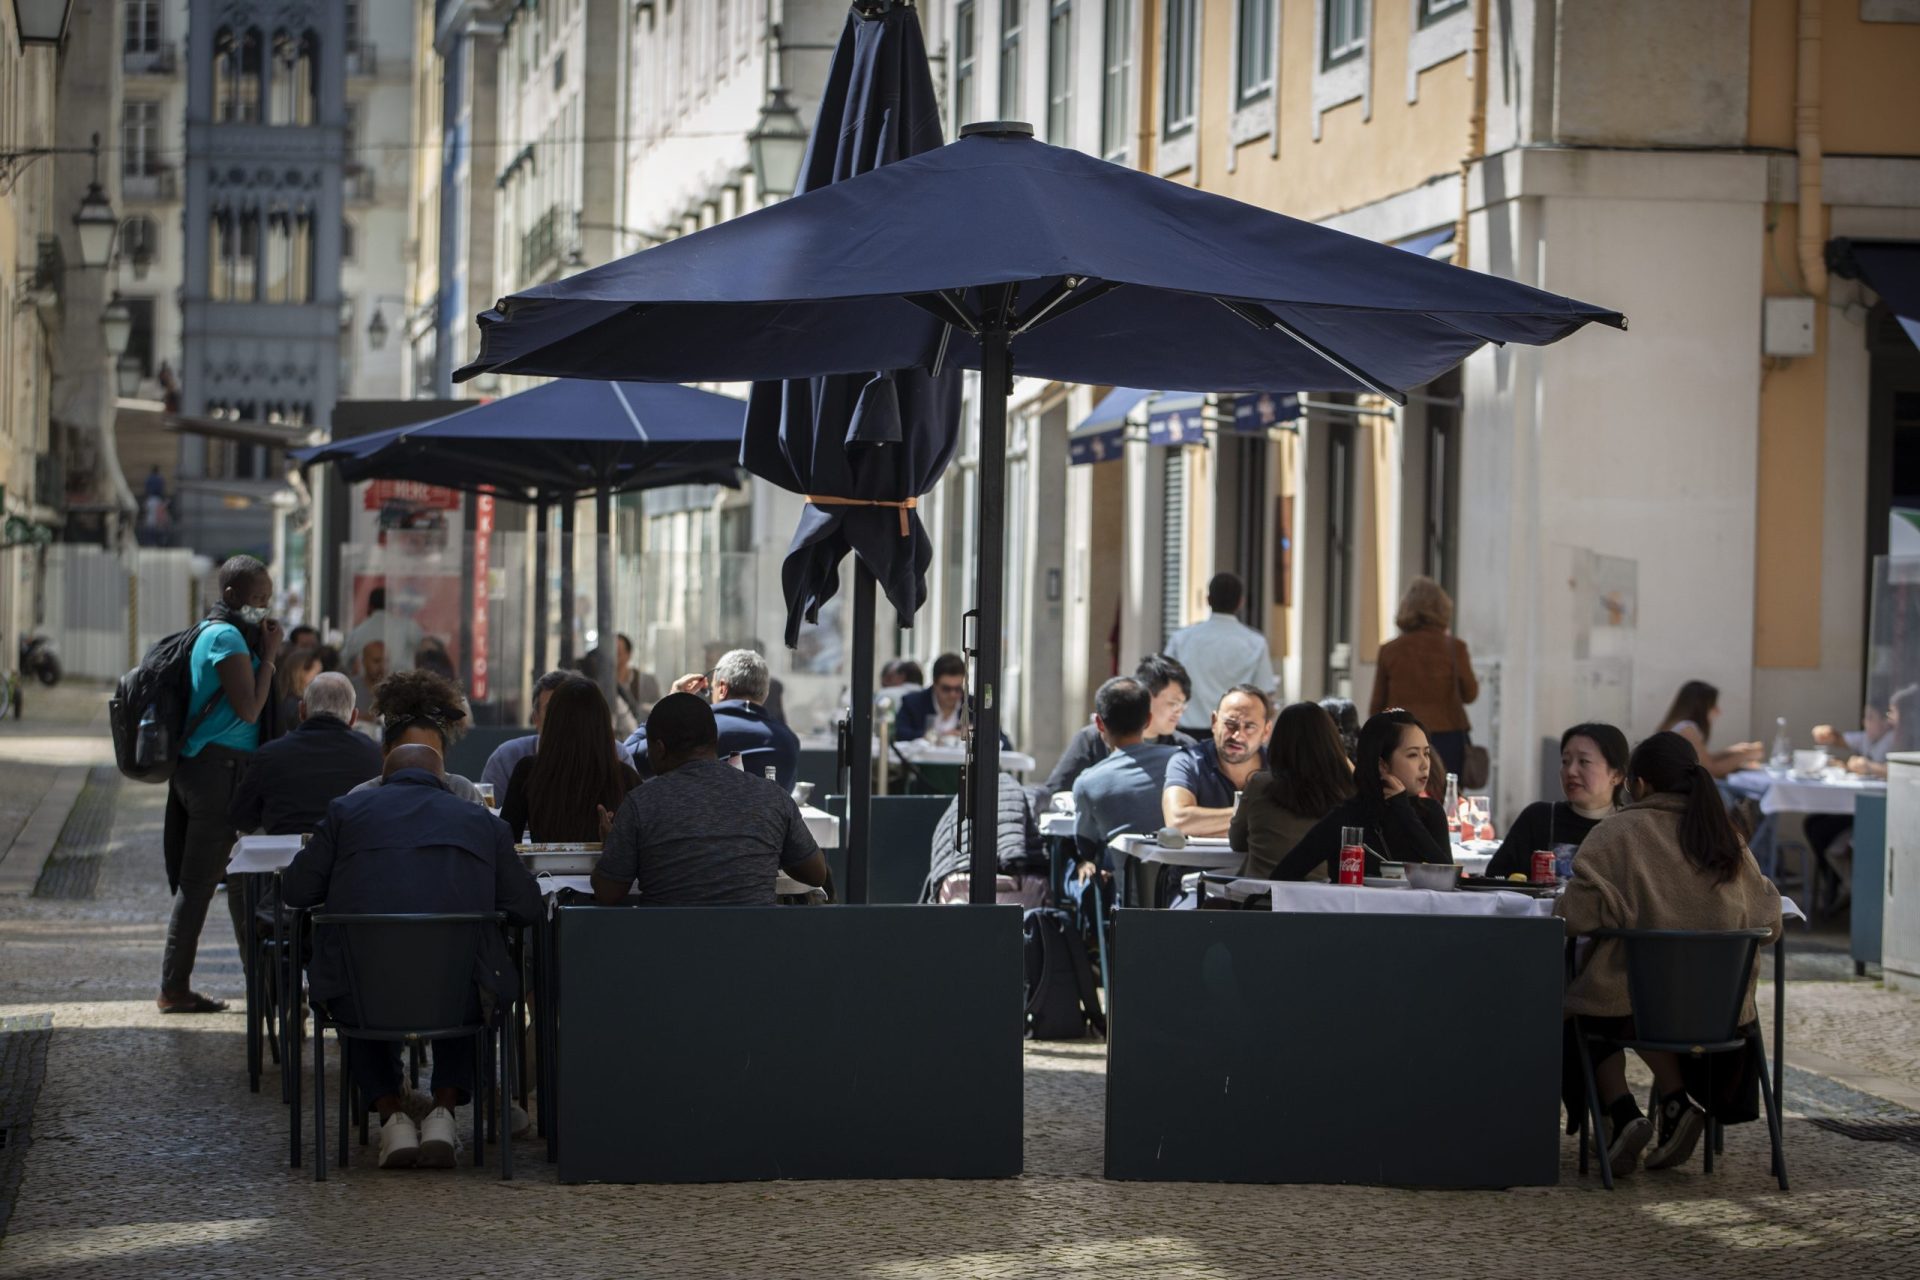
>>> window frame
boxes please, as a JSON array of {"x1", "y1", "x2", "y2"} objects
[
  {"x1": 1234, "y1": 0, "x2": 1275, "y2": 110},
  {"x1": 1321, "y1": 0, "x2": 1367, "y2": 70},
  {"x1": 1099, "y1": 0, "x2": 1133, "y2": 161},
  {"x1": 1161, "y1": 0, "x2": 1197, "y2": 139},
  {"x1": 124, "y1": 0, "x2": 162, "y2": 55},
  {"x1": 1045, "y1": 0, "x2": 1073, "y2": 144},
  {"x1": 955, "y1": 1, "x2": 978, "y2": 126},
  {"x1": 999, "y1": 0, "x2": 1025, "y2": 122},
  {"x1": 1418, "y1": 0, "x2": 1468, "y2": 27},
  {"x1": 121, "y1": 99, "x2": 160, "y2": 177}
]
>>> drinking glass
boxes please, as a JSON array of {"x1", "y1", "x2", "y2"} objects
[{"x1": 476, "y1": 782, "x2": 497, "y2": 810}]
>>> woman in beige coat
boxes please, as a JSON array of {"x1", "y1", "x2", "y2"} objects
[{"x1": 1556, "y1": 730, "x2": 1782, "y2": 1177}]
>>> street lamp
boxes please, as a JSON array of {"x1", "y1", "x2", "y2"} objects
[
  {"x1": 100, "y1": 293, "x2": 133, "y2": 356},
  {"x1": 12, "y1": 0, "x2": 73, "y2": 45},
  {"x1": 366, "y1": 307, "x2": 389, "y2": 351},
  {"x1": 748, "y1": 86, "x2": 808, "y2": 199},
  {"x1": 71, "y1": 133, "x2": 116, "y2": 268}
]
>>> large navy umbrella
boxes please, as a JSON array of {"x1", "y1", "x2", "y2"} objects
[
  {"x1": 293, "y1": 378, "x2": 742, "y2": 701},
  {"x1": 740, "y1": 1, "x2": 956, "y2": 902},
  {"x1": 456, "y1": 122, "x2": 1623, "y2": 902}
]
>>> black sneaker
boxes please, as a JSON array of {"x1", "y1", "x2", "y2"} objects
[
  {"x1": 1646, "y1": 1096, "x2": 1707, "y2": 1170},
  {"x1": 1606, "y1": 1114, "x2": 1654, "y2": 1176}
]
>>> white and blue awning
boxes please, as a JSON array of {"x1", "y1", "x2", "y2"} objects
[{"x1": 1069, "y1": 388, "x2": 1301, "y2": 465}]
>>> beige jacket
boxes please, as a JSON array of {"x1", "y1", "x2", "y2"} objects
[{"x1": 1556, "y1": 792, "x2": 1782, "y2": 1023}]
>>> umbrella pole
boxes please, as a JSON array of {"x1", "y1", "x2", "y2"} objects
[
  {"x1": 967, "y1": 327, "x2": 1011, "y2": 906},
  {"x1": 532, "y1": 497, "x2": 550, "y2": 682},
  {"x1": 594, "y1": 484, "x2": 616, "y2": 710},
  {"x1": 846, "y1": 563, "x2": 876, "y2": 903},
  {"x1": 559, "y1": 499, "x2": 577, "y2": 667}
]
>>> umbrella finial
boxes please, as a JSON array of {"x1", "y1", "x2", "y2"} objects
[{"x1": 959, "y1": 121, "x2": 1034, "y2": 139}]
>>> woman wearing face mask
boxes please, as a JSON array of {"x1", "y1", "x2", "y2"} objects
[
  {"x1": 1486, "y1": 723, "x2": 1631, "y2": 880},
  {"x1": 1274, "y1": 709, "x2": 1453, "y2": 880},
  {"x1": 159, "y1": 555, "x2": 285, "y2": 1014}
]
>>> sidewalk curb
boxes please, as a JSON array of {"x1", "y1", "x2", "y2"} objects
[
  {"x1": 1788, "y1": 1046, "x2": 1920, "y2": 1114},
  {"x1": 0, "y1": 765, "x2": 89, "y2": 897}
]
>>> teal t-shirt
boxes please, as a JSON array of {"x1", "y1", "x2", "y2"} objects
[{"x1": 184, "y1": 621, "x2": 259, "y2": 756}]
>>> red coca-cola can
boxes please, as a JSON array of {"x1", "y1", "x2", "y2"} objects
[
  {"x1": 1530, "y1": 850, "x2": 1557, "y2": 884},
  {"x1": 1339, "y1": 826, "x2": 1367, "y2": 885}
]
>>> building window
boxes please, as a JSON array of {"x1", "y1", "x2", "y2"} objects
[
  {"x1": 1322, "y1": 0, "x2": 1367, "y2": 69},
  {"x1": 124, "y1": 0, "x2": 161, "y2": 54},
  {"x1": 270, "y1": 29, "x2": 320, "y2": 127},
  {"x1": 341, "y1": 218, "x2": 355, "y2": 262},
  {"x1": 1046, "y1": 1, "x2": 1072, "y2": 143},
  {"x1": 553, "y1": 49, "x2": 567, "y2": 90},
  {"x1": 120, "y1": 216, "x2": 159, "y2": 268},
  {"x1": 209, "y1": 208, "x2": 260, "y2": 302},
  {"x1": 1419, "y1": 0, "x2": 1468, "y2": 25},
  {"x1": 344, "y1": 0, "x2": 362, "y2": 54},
  {"x1": 121, "y1": 100, "x2": 161, "y2": 177},
  {"x1": 1422, "y1": 371, "x2": 1461, "y2": 592},
  {"x1": 1235, "y1": 0, "x2": 1274, "y2": 107},
  {"x1": 1160, "y1": 448, "x2": 1187, "y2": 644},
  {"x1": 1100, "y1": 0, "x2": 1132, "y2": 160},
  {"x1": 955, "y1": 2, "x2": 977, "y2": 124},
  {"x1": 214, "y1": 27, "x2": 266, "y2": 124},
  {"x1": 1162, "y1": 0, "x2": 1196, "y2": 137},
  {"x1": 264, "y1": 208, "x2": 314, "y2": 304},
  {"x1": 999, "y1": 0, "x2": 1025, "y2": 121},
  {"x1": 1323, "y1": 416, "x2": 1357, "y2": 696},
  {"x1": 124, "y1": 297, "x2": 156, "y2": 377}
]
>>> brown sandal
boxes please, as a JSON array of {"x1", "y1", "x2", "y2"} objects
[{"x1": 157, "y1": 991, "x2": 229, "y2": 1014}]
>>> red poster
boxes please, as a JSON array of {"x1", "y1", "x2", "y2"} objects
[{"x1": 472, "y1": 493, "x2": 493, "y2": 700}]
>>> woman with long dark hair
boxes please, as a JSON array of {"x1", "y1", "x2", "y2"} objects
[
  {"x1": 500, "y1": 676, "x2": 640, "y2": 843},
  {"x1": 1657, "y1": 679, "x2": 1762, "y2": 778},
  {"x1": 1558, "y1": 730, "x2": 1782, "y2": 1177},
  {"x1": 1486, "y1": 723, "x2": 1630, "y2": 879},
  {"x1": 1231, "y1": 702, "x2": 1355, "y2": 879},
  {"x1": 1272, "y1": 709, "x2": 1453, "y2": 880}
]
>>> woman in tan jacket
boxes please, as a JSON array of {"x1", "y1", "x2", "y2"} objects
[
  {"x1": 1369, "y1": 577, "x2": 1477, "y2": 783},
  {"x1": 1557, "y1": 731, "x2": 1782, "y2": 1177}
]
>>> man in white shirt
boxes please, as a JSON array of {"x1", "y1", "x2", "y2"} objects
[{"x1": 1164, "y1": 573, "x2": 1277, "y2": 736}]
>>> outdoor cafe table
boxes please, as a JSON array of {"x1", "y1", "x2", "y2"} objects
[
  {"x1": 226, "y1": 835, "x2": 305, "y2": 1094},
  {"x1": 1727, "y1": 767, "x2": 1886, "y2": 816}
]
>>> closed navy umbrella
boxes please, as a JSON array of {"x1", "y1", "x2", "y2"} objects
[
  {"x1": 456, "y1": 122, "x2": 1623, "y2": 902},
  {"x1": 739, "y1": 1, "x2": 957, "y2": 902}
]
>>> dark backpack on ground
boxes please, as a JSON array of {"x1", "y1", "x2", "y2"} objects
[
  {"x1": 1022, "y1": 908, "x2": 1106, "y2": 1040},
  {"x1": 109, "y1": 622, "x2": 226, "y2": 784}
]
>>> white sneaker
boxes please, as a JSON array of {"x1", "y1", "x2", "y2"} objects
[
  {"x1": 377, "y1": 1113, "x2": 420, "y2": 1169},
  {"x1": 417, "y1": 1106, "x2": 458, "y2": 1168},
  {"x1": 510, "y1": 1101, "x2": 533, "y2": 1139}
]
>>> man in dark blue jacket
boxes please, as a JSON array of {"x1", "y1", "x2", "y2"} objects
[
  {"x1": 229, "y1": 672, "x2": 382, "y2": 834},
  {"x1": 624, "y1": 649, "x2": 802, "y2": 789},
  {"x1": 892, "y1": 652, "x2": 1012, "y2": 749},
  {"x1": 283, "y1": 744, "x2": 541, "y2": 1169}
]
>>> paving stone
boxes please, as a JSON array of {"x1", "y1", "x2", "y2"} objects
[{"x1": 1, "y1": 738, "x2": 1919, "y2": 1277}]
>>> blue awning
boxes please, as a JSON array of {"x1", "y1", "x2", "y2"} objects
[{"x1": 1069, "y1": 388, "x2": 1300, "y2": 465}]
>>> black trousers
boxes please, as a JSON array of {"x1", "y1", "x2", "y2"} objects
[{"x1": 162, "y1": 746, "x2": 250, "y2": 994}]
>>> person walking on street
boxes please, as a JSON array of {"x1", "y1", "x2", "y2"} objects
[
  {"x1": 1164, "y1": 574, "x2": 1277, "y2": 736},
  {"x1": 1369, "y1": 577, "x2": 1479, "y2": 783},
  {"x1": 159, "y1": 555, "x2": 284, "y2": 1013}
]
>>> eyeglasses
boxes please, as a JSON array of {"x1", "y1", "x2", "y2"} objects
[{"x1": 934, "y1": 680, "x2": 967, "y2": 695}]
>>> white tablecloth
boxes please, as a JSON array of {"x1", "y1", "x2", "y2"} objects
[
  {"x1": 1243, "y1": 879, "x2": 1556, "y2": 918},
  {"x1": 225, "y1": 834, "x2": 304, "y2": 875},
  {"x1": 1039, "y1": 811, "x2": 1076, "y2": 838},
  {"x1": 799, "y1": 805, "x2": 840, "y2": 848},
  {"x1": 893, "y1": 743, "x2": 1039, "y2": 773},
  {"x1": 1109, "y1": 834, "x2": 1244, "y2": 871},
  {"x1": 1727, "y1": 768, "x2": 1885, "y2": 816}
]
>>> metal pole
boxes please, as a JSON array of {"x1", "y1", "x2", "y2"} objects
[
  {"x1": 846, "y1": 564, "x2": 876, "y2": 903},
  {"x1": 531, "y1": 496, "x2": 550, "y2": 682},
  {"x1": 593, "y1": 484, "x2": 616, "y2": 710},
  {"x1": 967, "y1": 327, "x2": 1011, "y2": 905},
  {"x1": 558, "y1": 499, "x2": 577, "y2": 668}
]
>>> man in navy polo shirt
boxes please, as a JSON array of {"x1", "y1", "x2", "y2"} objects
[
  {"x1": 1163, "y1": 684, "x2": 1271, "y2": 837},
  {"x1": 625, "y1": 648, "x2": 801, "y2": 790}
]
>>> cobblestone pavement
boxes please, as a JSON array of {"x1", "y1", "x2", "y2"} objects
[
  {"x1": 0, "y1": 683, "x2": 112, "y2": 868},
  {"x1": 2, "y1": 742, "x2": 1920, "y2": 1277}
]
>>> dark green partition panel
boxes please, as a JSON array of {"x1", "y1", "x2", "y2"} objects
[
  {"x1": 825, "y1": 794, "x2": 952, "y2": 903},
  {"x1": 1105, "y1": 909, "x2": 1564, "y2": 1187},
  {"x1": 556, "y1": 904, "x2": 1024, "y2": 1182}
]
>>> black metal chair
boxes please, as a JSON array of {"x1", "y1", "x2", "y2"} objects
[
  {"x1": 307, "y1": 912, "x2": 515, "y2": 1181},
  {"x1": 1573, "y1": 927, "x2": 1788, "y2": 1192}
]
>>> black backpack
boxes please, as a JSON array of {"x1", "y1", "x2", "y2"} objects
[
  {"x1": 1022, "y1": 908, "x2": 1106, "y2": 1040},
  {"x1": 109, "y1": 622, "x2": 227, "y2": 784}
]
